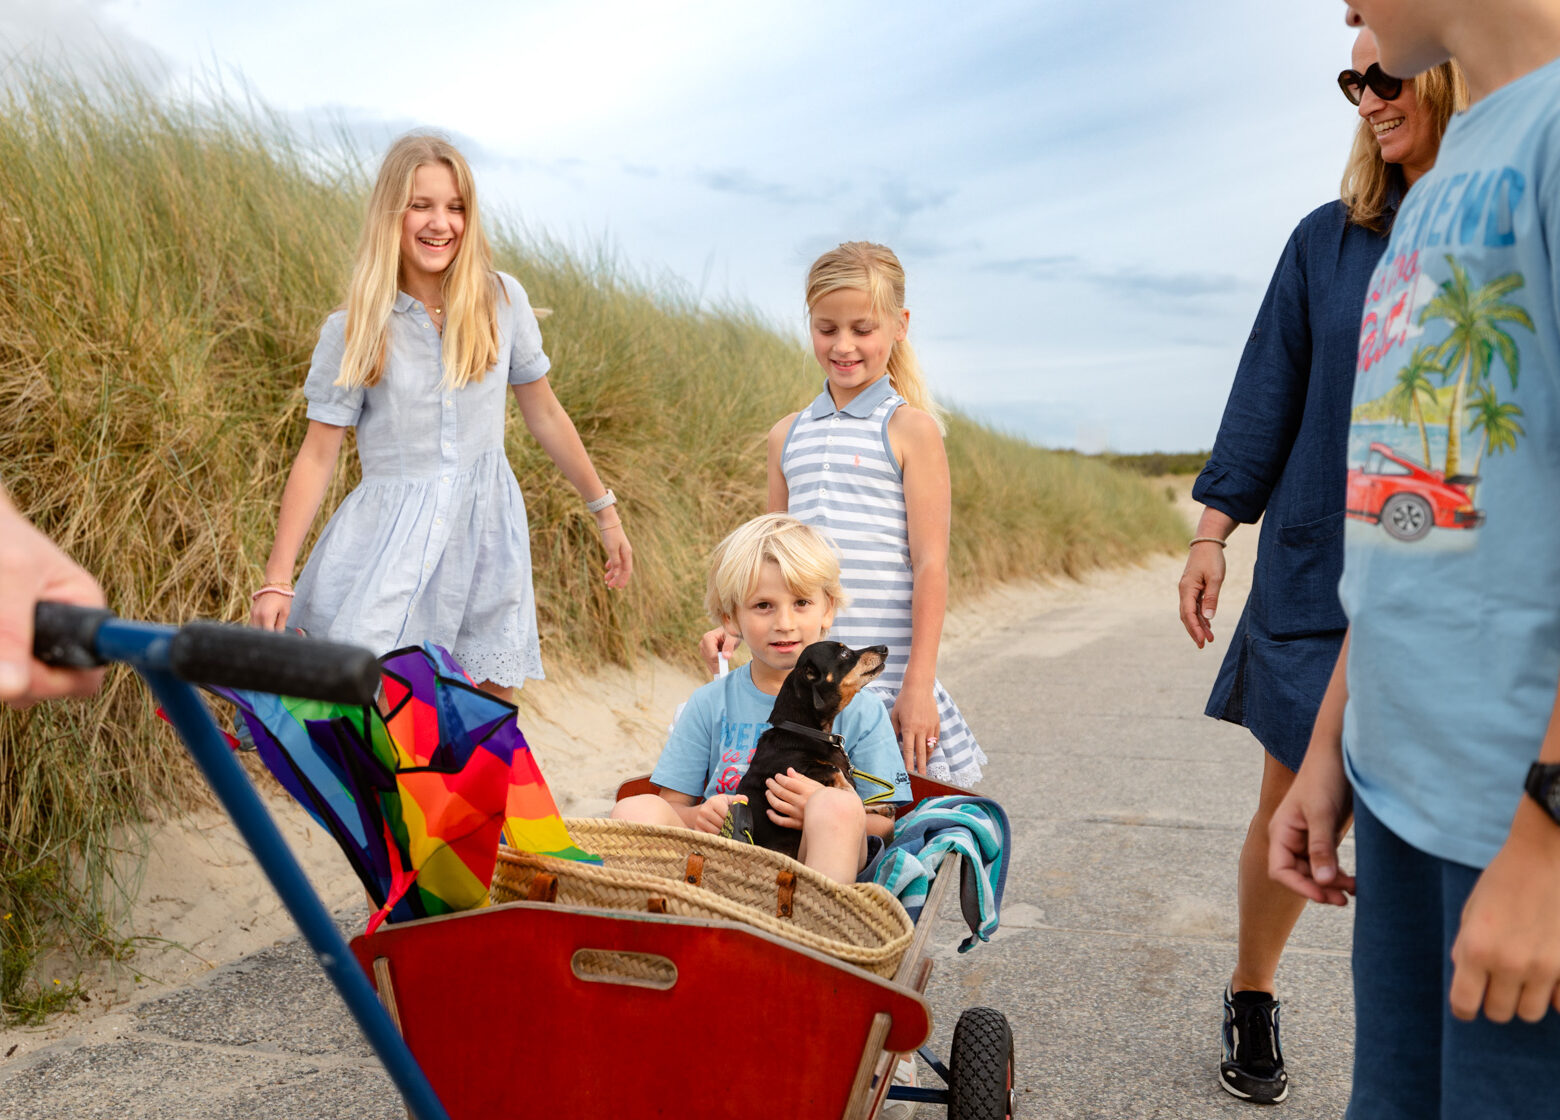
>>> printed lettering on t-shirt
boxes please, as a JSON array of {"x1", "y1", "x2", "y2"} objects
[
  {"x1": 714, "y1": 719, "x2": 764, "y2": 793},
  {"x1": 1358, "y1": 251, "x2": 1421, "y2": 375},
  {"x1": 1359, "y1": 168, "x2": 1526, "y2": 378},
  {"x1": 1348, "y1": 164, "x2": 1534, "y2": 551}
]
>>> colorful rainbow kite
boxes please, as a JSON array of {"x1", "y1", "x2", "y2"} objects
[{"x1": 212, "y1": 642, "x2": 597, "y2": 934}]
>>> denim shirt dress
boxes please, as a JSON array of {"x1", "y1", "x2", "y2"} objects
[{"x1": 1193, "y1": 200, "x2": 1390, "y2": 770}]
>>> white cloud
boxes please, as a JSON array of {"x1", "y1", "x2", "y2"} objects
[
  {"x1": 0, "y1": 0, "x2": 164, "y2": 87},
  {"x1": 18, "y1": 0, "x2": 1368, "y2": 451}
]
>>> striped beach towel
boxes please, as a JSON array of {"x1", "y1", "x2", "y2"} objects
[{"x1": 861, "y1": 795, "x2": 1009, "y2": 952}]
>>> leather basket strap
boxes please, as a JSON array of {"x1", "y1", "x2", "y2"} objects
[
  {"x1": 526, "y1": 872, "x2": 559, "y2": 903},
  {"x1": 776, "y1": 869, "x2": 796, "y2": 919}
]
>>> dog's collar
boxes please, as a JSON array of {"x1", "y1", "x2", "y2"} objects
[{"x1": 774, "y1": 721, "x2": 845, "y2": 749}]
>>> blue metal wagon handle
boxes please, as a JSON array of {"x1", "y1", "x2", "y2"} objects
[
  {"x1": 32, "y1": 603, "x2": 453, "y2": 1120},
  {"x1": 32, "y1": 600, "x2": 384, "y2": 701}
]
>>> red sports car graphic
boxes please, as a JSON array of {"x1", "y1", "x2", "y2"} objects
[{"x1": 1346, "y1": 442, "x2": 1485, "y2": 542}]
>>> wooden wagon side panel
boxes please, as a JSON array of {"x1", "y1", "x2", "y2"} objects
[{"x1": 352, "y1": 901, "x2": 932, "y2": 1120}]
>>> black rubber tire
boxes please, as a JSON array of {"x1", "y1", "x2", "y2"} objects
[
  {"x1": 948, "y1": 1006, "x2": 1015, "y2": 1120},
  {"x1": 1380, "y1": 492, "x2": 1433, "y2": 541}
]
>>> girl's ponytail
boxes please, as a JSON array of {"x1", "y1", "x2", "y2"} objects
[
  {"x1": 884, "y1": 337, "x2": 939, "y2": 424},
  {"x1": 806, "y1": 242, "x2": 946, "y2": 433}
]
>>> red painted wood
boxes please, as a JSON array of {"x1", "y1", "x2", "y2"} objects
[
  {"x1": 615, "y1": 775, "x2": 658, "y2": 801},
  {"x1": 351, "y1": 902, "x2": 931, "y2": 1119}
]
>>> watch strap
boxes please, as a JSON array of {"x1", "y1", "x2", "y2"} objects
[{"x1": 1523, "y1": 762, "x2": 1560, "y2": 825}]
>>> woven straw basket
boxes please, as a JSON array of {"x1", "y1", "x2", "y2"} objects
[{"x1": 491, "y1": 819, "x2": 914, "y2": 978}]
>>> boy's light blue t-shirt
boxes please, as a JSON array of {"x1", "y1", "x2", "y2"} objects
[
  {"x1": 650, "y1": 663, "x2": 912, "y2": 807},
  {"x1": 1341, "y1": 55, "x2": 1560, "y2": 868}
]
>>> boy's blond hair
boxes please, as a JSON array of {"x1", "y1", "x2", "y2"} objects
[{"x1": 705, "y1": 514, "x2": 848, "y2": 626}]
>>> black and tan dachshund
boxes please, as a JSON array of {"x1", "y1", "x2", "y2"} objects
[{"x1": 734, "y1": 640, "x2": 888, "y2": 859}]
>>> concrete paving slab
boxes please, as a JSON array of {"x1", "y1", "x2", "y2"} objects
[
  {"x1": 1, "y1": 1035, "x2": 394, "y2": 1120},
  {"x1": 131, "y1": 922, "x2": 373, "y2": 1056},
  {"x1": 915, "y1": 908, "x2": 1351, "y2": 1120}
]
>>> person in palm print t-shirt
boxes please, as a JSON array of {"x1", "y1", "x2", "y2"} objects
[{"x1": 1273, "y1": 3, "x2": 1560, "y2": 1116}]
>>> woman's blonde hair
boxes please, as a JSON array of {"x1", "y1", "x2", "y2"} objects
[
  {"x1": 1340, "y1": 59, "x2": 1467, "y2": 232},
  {"x1": 705, "y1": 513, "x2": 848, "y2": 627},
  {"x1": 805, "y1": 242, "x2": 945, "y2": 433},
  {"x1": 336, "y1": 133, "x2": 501, "y2": 390}
]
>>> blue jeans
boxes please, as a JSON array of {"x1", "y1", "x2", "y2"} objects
[{"x1": 1348, "y1": 798, "x2": 1560, "y2": 1120}]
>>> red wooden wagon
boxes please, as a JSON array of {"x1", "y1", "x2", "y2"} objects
[
  {"x1": 350, "y1": 772, "x2": 1015, "y2": 1119},
  {"x1": 36, "y1": 605, "x2": 1012, "y2": 1120}
]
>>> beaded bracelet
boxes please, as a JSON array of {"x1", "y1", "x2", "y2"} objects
[
  {"x1": 251, "y1": 585, "x2": 296, "y2": 602},
  {"x1": 1187, "y1": 537, "x2": 1228, "y2": 549},
  {"x1": 596, "y1": 520, "x2": 622, "y2": 534}
]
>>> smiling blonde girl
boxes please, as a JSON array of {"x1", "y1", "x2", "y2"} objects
[
  {"x1": 705, "y1": 242, "x2": 985, "y2": 787},
  {"x1": 251, "y1": 133, "x2": 630, "y2": 697}
]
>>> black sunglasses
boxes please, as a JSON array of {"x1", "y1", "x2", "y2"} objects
[{"x1": 1338, "y1": 63, "x2": 1405, "y2": 105}]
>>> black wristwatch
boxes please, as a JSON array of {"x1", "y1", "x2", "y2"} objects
[{"x1": 1523, "y1": 762, "x2": 1560, "y2": 825}]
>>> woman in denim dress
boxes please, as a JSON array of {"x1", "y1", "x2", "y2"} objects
[{"x1": 1177, "y1": 34, "x2": 1463, "y2": 1105}]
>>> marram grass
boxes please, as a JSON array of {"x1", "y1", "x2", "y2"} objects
[{"x1": 0, "y1": 69, "x2": 1184, "y2": 1017}]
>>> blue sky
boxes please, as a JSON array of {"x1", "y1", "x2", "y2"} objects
[{"x1": 9, "y1": 1, "x2": 1363, "y2": 451}]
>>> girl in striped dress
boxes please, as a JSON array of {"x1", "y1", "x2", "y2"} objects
[{"x1": 707, "y1": 242, "x2": 985, "y2": 787}]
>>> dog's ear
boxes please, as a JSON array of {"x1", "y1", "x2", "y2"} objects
[{"x1": 812, "y1": 682, "x2": 829, "y2": 711}]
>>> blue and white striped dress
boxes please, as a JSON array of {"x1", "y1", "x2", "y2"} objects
[{"x1": 781, "y1": 377, "x2": 986, "y2": 787}]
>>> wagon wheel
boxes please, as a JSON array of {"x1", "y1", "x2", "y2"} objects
[
  {"x1": 948, "y1": 1007, "x2": 1015, "y2": 1120},
  {"x1": 1380, "y1": 493, "x2": 1433, "y2": 542}
]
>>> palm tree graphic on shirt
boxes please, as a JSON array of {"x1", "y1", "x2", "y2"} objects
[
  {"x1": 1385, "y1": 343, "x2": 1443, "y2": 469},
  {"x1": 1351, "y1": 255, "x2": 1533, "y2": 543},
  {"x1": 1464, "y1": 382, "x2": 1525, "y2": 499},
  {"x1": 1418, "y1": 253, "x2": 1533, "y2": 477}
]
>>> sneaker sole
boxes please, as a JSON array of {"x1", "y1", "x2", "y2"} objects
[{"x1": 1219, "y1": 1069, "x2": 1289, "y2": 1105}]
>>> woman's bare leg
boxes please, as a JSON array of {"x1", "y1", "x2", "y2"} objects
[{"x1": 1231, "y1": 752, "x2": 1307, "y2": 993}]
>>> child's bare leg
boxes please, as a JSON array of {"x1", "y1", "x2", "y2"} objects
[
  {"x1": 478, "y1": 680, "x2": 517, "y2": 704},
  {"x1": 796, "y1": 788, "x2": 868, "y2": 882},
  {"x1": 611, "y1": 794, "x2": 686, "y2": 828},
  {"x1": 1232, "y1": 752, "x2": 1334, "y2": 993}
]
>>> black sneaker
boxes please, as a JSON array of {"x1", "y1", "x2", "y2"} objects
[{"x1": 1220, "y1": 986, "x2": 1289, "y2": 1104}]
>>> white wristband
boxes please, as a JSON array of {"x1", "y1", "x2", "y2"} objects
[{"x1": 586, "y1": 489, "x2": 616, "y2": 514}]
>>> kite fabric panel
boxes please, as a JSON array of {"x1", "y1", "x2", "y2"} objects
[{"x1": 211, "y1": 642, "x2": 597, "y2": 935}]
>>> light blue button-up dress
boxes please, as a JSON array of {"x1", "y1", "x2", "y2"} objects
[{"x1": 288, "y1": 272, "x2": 550, "y2": 688}]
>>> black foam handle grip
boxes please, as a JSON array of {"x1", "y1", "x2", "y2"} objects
[
  {"x1": 32, "y1": 602, "x2": 116, "y2": 669},
  {"x1": 168, "y1": 622, "x2": 380, "y2": 705}
]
